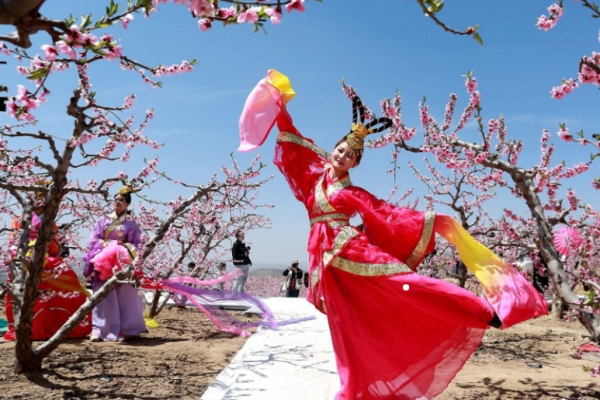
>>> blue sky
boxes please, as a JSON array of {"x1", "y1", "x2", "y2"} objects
[{"x1": 1, "y1": 1, "x2": 598, "y2": 268}]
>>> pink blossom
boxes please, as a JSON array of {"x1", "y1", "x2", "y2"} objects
[
  {"x1": 41, "y1": 44, "x2": 58, "y2": 61},
  {"x1": 64, "y1": 25, "x2": 85, "y2": 45},
  {"x1": 285, "y1": 0, "x2": 305, "y2": 13},
  {"x1": 188, "y1": 0, "x2": 213, "y2": 16},
  {"x1": 6, "y1": 97, "x2": 17, "y2": 117},
  {"x1": 199, "y1": 18, "x2": 212, "y2": 32},
  {"x1": 244, "y1": 7, "x2": 261, "y2": 24},
  {"x1": 0, "y1": 42, "x2": 10, "y2": 56},
  {"x1": 104, "y1": 45, "x2": 123, "y2": 61},
  {"x1": 557, "y1": 127, "x2": 573, "y2": 142},
  {"x1": 217, "y1": 6, "x2": 237, "y2": 19},
  {"x1": 121, "y1": 14, "x2": 134, "y2": 29},
  {"x1": 56, "y1": 41, "x2": 76, "y2": 60},
  {"x1": 550, "y1": 78, "x2": 578, "y2": 99},
  {"x1": 465, "y1": 77, "x2": 477, "y2": 94},
  {"x1": 265, "y1": 8, "x2": 282, "y2": 25}
]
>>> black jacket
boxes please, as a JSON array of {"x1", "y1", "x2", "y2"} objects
[
  {"x1": 232, "y1": 239, "x2": 251, "y2": 266},
  {"x1": 283, "y1": 267, "x2": 303, "y2": 290}
]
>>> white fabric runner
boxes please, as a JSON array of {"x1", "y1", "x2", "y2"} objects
[{"x1": 201, "y1": 297, "x2": 340, "y2": 399}]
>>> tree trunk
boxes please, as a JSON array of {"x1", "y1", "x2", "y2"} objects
[
  {"x1": 457, "y1": 261, "x2": 467, "y2": 288},
  {"x1": 0, "y1": 0, "x2": 45, "y2": 25},
  {"x1": 550, "y1": 295, "x2": 564, "y2": 320},
  {"x1": 513, "y1": 173, "x2": 600, "y2": 341},
  {"x1": 14, "y1": 337, "x2": 42, "y2": 373},
  {"x1": 147, "y1": 289, "x2": 162, "y2": 319}
]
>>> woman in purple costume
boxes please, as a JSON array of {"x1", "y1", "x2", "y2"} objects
[{"x1": 83, "y1": 186, "x2": 146, "y2": 342}]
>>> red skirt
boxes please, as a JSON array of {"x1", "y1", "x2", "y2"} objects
[
  {"x1": 4, "y1": 258, "x2": 91, "y2": 341},
  {"x1": 321, "y1": 234, "x2": 493, "y2": 399}
]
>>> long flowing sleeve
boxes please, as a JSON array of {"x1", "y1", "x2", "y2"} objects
[
  {"x1": 344, "y1": 186, "x2": 436, "y2": 270},
  {"x1": 274, "y1": 124, "x2": 331, "y2": 204}
]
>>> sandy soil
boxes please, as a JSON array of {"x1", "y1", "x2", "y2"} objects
[{"x1": 1, "y1": 296, "x2": 599, "y2": 400}]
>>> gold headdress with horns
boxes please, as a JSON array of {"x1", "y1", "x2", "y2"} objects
[
  {"x1": 346, "y1": 123, "x2": 373, "y2": 151},
  {"x1": 344, "y1": 92, "x2": 394, "y2": 151},
  {"x1": 117, "y1": 185, "x2": 135, "y2": 195},
  {"x1": 116, "y1": 181, "x2": 142, "y2": 197}
]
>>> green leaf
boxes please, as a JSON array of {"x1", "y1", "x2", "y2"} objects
[
  {"x1": 94, "y1": 21, "x2": 114, "y2": 29},
  {"x1": 473, "y1": 32, "x2": 483, "y2": 46},
  {"x1": 89, "y1": 47, "x2": 107, "y2": 56},
  {"x1": 27, "y1": 68, "x2": 49, "y2": 80},
  {"x1": 108, "y1": 0, "x2": 119, "y2": 17},
  {"x1": 81, "y1": 14, "x2": 92, "y2": 29},
  {"x1": 138, "y1": 0, "x2": 153, "y2": 15}
]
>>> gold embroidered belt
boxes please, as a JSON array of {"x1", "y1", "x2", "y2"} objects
[{"x1": 310, "y1": 213, "x2": 350, "y2": 228}]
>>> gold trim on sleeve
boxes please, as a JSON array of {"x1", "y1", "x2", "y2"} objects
[
  {"x1": 277, "y1": 131, "x2": 331, "y2": 161},
  {"x1": 406, "y1": 211, "x2": 436, "y2": 269},
  {"x1": 330, "y1": 257, "x2": 413, "y2": 276}
]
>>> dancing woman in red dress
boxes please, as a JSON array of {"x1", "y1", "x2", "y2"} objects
[{"x1": 239, "y1": 70, "x2": 547, "y2": 399}]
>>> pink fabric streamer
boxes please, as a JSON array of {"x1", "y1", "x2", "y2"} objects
[
  {"x1": 238, "y1": 69, "x2": 295, "y2": 152},
  {"x1": 162, "y1": 282, "x2": 254, "y2": 338},
  {"x1": 163, "y1": 268, "x2": 243, "y2": 286}
]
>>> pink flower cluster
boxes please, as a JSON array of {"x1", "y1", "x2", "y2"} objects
[
  {"x1": 557, "y1": 126, "x2": 573, "y2": 142},
  {"x1": 536, "y1": 3, "x2": 564, "y2": 30},
  {"x1": 550, "y1": 78, "x2": 578, "y2": 99},
  {"x1": 153, "y1": 0, "x2": 303, "y2": 32},
  {"x1": 7, "y1": 85, "x2": 48, "y2": 122},
  {"x1": 579, "y1": 52, "x2": 600, "y2": 86}
]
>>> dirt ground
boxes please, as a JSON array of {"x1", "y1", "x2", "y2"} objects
[{"x1": 1, "y1": 297, "x2": 599, "y2": 400}]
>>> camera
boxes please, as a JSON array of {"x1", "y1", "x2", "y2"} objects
[{"x1": 246, "y1": 246, "x2": 251, "y2": 251}]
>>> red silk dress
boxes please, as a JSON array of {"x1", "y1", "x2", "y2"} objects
[
  {"x1": 274, "y1": 110, "x2": 498, "y2": 399},
  {"x1": 4, "y1": 216, "x2": 91, "y2": 341}
]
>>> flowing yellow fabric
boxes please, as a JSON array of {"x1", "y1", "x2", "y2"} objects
[
  {"x1": 435, "y1": 215, "x2": 506, "y2": 294},
  {"x1": 435, "y1": 214, "x2": 548, "y2": 328},
  {"x1": 41, "y1": 267, "x2": 91, "y2": 297},
  {"x1": 24, "y1": 240, "x2": 91, "y2": 297},
  {"x1": 266, "y1": 69, "x2": 295, "y2": 104}
]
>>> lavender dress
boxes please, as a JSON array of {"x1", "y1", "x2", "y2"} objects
[{"x1": 83, "y1": 212, "x2": 146, "y2": 341}]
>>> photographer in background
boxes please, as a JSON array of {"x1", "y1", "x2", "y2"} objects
[
  {"x1": 282, "y1": 260, "x2": 303, "y2": 298},
  {"x1": 232, "y1": 231, "x2": 252, "y2": 293}
]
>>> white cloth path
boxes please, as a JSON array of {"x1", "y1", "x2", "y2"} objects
[{"x1": 201, "y1": 297, "x2": 340, "y2": 400}]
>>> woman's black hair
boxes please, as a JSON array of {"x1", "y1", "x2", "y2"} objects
[{"x1": 114, "y1": 192, "x2": 132, "y2": 204}]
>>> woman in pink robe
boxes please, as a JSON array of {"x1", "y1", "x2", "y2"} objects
[{"x1": 239, "y1": 70, "x2": 548, "y2": 399}]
